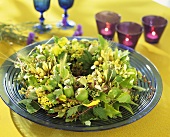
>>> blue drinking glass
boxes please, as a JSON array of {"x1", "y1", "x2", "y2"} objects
[
  {"x1": 33, "y1": 0, "x2": 52, "y2": 33},
  {"x1": 56, "y1": 0, "x2": 76, "y2": 30}
]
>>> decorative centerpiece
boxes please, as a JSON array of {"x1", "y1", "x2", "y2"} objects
[{"x1": 15, "y1": 35, "x2": 145, "y2": 126}]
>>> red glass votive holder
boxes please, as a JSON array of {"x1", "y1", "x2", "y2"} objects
[
  {"x1": 142, "y1": 15, "x2": 168, "y2": 44},
  {"x1": 95, "y1": 11, "x2": 121, "y2": 40},
  {"x1": 116, "y1": 22, "x2": 143, "y2": 49}
]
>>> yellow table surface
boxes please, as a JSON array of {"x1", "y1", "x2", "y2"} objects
[{"x1": 1, "y1": 0, "x2": 170, "y2": 137}]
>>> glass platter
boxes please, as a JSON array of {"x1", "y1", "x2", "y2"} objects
[{"x1": 0, "y1": 37, "x2": 162, "y2": 132}]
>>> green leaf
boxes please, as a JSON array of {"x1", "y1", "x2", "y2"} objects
[
  {"x1": 60, "y1": 68, "x2": 70, "y2": 80},
  {"x1": 58, "y1": 53, "x2": 70, "y2": 80},
  {"x1": 59, "y1": 53, "x2": 70, "y2": 80},
  {"x1": 26, "y1": 104, "x2": 39, "y2": 114},
  {"x1": 109, "y1": 69, "x2": 116, "y2": 81},
  {"x1": 58, "y1": 111, "x2": 66, "y2": 118},
  {"x1": 78, "y1": 76, "x2": 87, "y2": 87},
  {"x1": 104, "y1": 104, "x2": 122, "y2": 118},
  {"x1": 104, "y1": 68, "x2": 111, "y2": 82},
  {"x1": 115, "y1": 76, "x2": 123, "y2": 83},
  {"x1": 120, "y1": 50, "x2": 129, "y2": 59},
  {"x1": 19, "y1": 99, "x2": 40, "y2": 114},
  {"x1": 130, "y1": 100, "x2": 138, "y2": 106},
  {"x1": 127, "y1": 68, "x2": 137, "y2": 76},
  {"x1": 40, "y1": 77, "x2": 48, "y2": 85},
  {"x1": 84, "y1": 50, "x2": 93, "y2": 64},
  {"x1": 54, "y1": 36, "x2": 59, "y2": 44},
  {"x1": 77, "y1": 50, "x2": 92, "y2": 64},
  {"x1": 120, "y1": 78, "x2": 134, "y2": 89},
  {"x1": 53, "y1": 73, "x2": 60, "y2": 83},
  {"x1": 93, "y1": 107, "x2": 108, "y2": 120},
  {"x1": 114, "y1": 48, "x2": 119, "y2": 60},
  {"x1": 47, "y1": 93, "x2": 57, "y2": 104},
  {"x1": 65, "y1": 118, "x2": 75, "y2": 122},
  {"x1": 26, "y1": 89, "x2": 38, "y2": 100},
  {"x1": 28, "y1": 76, "x2": 38, "y2": 86},
  {"x1": 19, "y1": 98, "x2": 32, "y2": 105},
  {"x1": 79, "y1": 106, "x2": 95, "y2": 122},
  {"x1": 41, "y1": 85, "x2": 54, "y2": 92},
  {"x1": 116, "y1": 92, "x2": 131, "y2": 103},
  {"x1": 88, "y1": 44, "x2": 98, "y2": 54},
  {"x1": 53, "y1": 89, "x2": 63, "y2": 98},
  {"x1": 96, "y1": 92, "x2": 108, "y2": 103},
  {"x1": 108, "y1": 87, "x2": 122, "y2": 99},
  {"x1": 103, "y1": 67, "x2": 116, "y2": 82},
  {"x1": 77, "y1": 50, "x2": 94, "y2": 75},
  {"x1": 47, "y1": 78, "x2": 58, "y2": 88},
  {"x1": 98, "y1": 34, "x2": 107, "y2": 50},
  {"x1": 67, "y1": 106, "x2": 79, "y2": 118},
  {"x1": 102, "y1": 62, "x2": 108, "y2": 70},
  {"x1": 114, "y1": 103, "x2": 134, "y2": 115}
]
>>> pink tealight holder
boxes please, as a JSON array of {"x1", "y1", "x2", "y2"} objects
[
  {"x1": 116, "y1": 22, "x2": 143, "y2": 49},
  {"x1": 142, "y1": 15, "x2": 168, "y2": 44},
  {"x1": 95, "y1": 11, "x2": 121, "y2": 40}
]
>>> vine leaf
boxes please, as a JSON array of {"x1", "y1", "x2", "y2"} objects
[
  {"x1": 116, "y1": 92, "x2": 131, "y2": 103},
  {"x1": 66, "y1": 106, "x2": 79, "y2": 118},
  {"x1": 104, "y1": 104, "x2": 122, "y2": 118},
  {"x1": 114, "y1": 102, "x2": 134, "y2": 115},
  {"x1": 93, "y1": 107, "x2": 108, "y2": 120},
  {"x1": 19, "y1": 99, "x2": 40, "y2": 114}
]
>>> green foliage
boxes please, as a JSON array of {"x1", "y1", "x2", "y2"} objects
[
  {"x1": 54, "y1": 36, "x2": 59, "y2": 43},
  {"x1": 104, "y1": 104, "x2": 122, "y2": 118},
  {"x1": 93, "y1": 107, "x2": 108, "y2": 120},
  {"x1": 28, "y1": 76, "x2": 38, "y2": 86},
  {"x1": 79, "y1": 107, "x2": 95, "y2": 123},
  {"x1": 77, "y1": 50, "x2": 94, "y2": 75},
  {"x1": 47, "y1": 93, "x2": 57, "y2": 104},
  {"x1": 66, "y1": 105, "x2": 79, "y2": 118},
  {"x1": 16, "y1": 35, "x2": 145, "y2": 126},
  {"x1": 98, "y1": 34, "x2": 107, "y2": 50},
  {"x1": 19, "y1": 99, "x2": 40, "y2": 114},
  {"x1": 117, "y1": 92, "x2": 131, "y2": 103},
  {"x1": 108, "y1": 87, "x2": 122, "y2": 99},
  {"x1": 113, "y1": 102, "x2": 134, "y2": 115}
]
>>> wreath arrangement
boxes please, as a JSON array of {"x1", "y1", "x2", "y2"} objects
[{"x1": 16, "y1": 35, "x2": 145, "y2": 126}]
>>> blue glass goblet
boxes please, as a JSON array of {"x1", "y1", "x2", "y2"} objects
[
  {"x1": 56, "y1": 0, "x2": 76, "y2": 30},
  {"x1": 33, "y1": 0, "x2": 52, "y2": 33}
]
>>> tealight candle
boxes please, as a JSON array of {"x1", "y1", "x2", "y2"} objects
[
  {"x1": 95, "y1": 11, "x2": 121, "y2": 40},
  {"x1": 101, "y1": 27, "x2": 112, "y2": 36},
  {"x1": 123, "y1": 37, "x2": 133, "y2": 46},
  {"x1": 146, "y1": 31, "x2": 158, "y2": 40},
  {"x1": 142, "y1": 15, "x2": 168, "y2": 44},
  {"x1": 100, "y1": 22, "x2": 113, "y2": 40},
  {"x1": 116, "y1": 22, "x2": 143, "y2": 49}
]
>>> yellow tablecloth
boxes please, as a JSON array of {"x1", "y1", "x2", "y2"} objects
[{"x1": 1, "y1": 0, "x2": 170, "y2": 137}]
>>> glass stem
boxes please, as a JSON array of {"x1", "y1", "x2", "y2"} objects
[
  {"x1": 39, "y1": 12, "x2": 45, "y2": 26},
  {"x1": 64, "y1": 9, "x2": 68, "y2": 18},
  {"x1": 62, "y1": 9, "x2": 68, "y2": 26}
]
